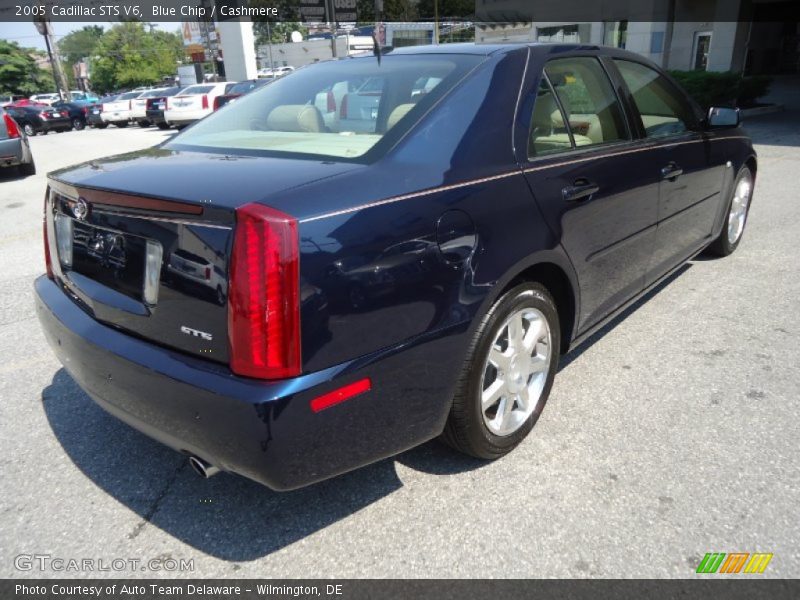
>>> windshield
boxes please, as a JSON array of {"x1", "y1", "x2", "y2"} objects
[{"x1": 167, "y1": 54, "x2": 482, "y2": 161}]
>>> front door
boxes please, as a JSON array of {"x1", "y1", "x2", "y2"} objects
[{"x1": 613, "y1": 59, "x2": 726, "y2": 284}]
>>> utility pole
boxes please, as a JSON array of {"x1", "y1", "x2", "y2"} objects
[
  {"x1": 326, "y1": 0, "x2": 338, "y2": 58},
  {"x1": 266, "y1": 21, "x2": 275, "y2": 72},
  {"x1": 433, "y1": 0, "x2": 440, "y2": 45},
  {"x1": 34, "y1": 17, "x2": 69, "y2": 100}
]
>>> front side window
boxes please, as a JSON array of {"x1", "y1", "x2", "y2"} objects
[
  {"x1": 543, "y1": 57, "x2": 629, "y2": 149},
  {"x1": 167, "y1": 54, "x2": 481, "y2": 161},
  {"x1": 613, "y1": 59, "x2": 694, "y2": 137}
]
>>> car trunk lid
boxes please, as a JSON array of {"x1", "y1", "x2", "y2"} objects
[{"x1": 45, "y1": 148, "x2": 362, "y2": 366}]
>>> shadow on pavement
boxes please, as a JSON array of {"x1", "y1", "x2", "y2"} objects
[
  {"x1": 42, "y1": 369, "x2": 406, "y2": 561},
  {"x1": 743, "y1": 109, "x2": 800, "y2": 148}
]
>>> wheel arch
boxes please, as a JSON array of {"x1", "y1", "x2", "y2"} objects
[{"x1": 477, "y1": 252, "x2": 580, "y2": 355}]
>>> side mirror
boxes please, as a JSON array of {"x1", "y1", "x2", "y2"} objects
[{"x1": 707, "y1": 106, "x2": 740, "y2": 128}]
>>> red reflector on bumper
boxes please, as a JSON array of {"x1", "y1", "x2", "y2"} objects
[{"x1": 310, "y1": 378, "x2": 371, "y2": 413}]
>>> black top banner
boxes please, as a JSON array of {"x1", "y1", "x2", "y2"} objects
[{"x1": 0, "y1": 0, "x2": 798, "y2": 22}]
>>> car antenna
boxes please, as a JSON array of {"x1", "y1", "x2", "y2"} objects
[{"x1": 372, "y1": 33, "x2": 382, "y2": 66}]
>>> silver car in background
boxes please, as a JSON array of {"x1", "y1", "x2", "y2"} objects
[{"x1": 0, "y1": 110, "x2": 35, "y2": 177}]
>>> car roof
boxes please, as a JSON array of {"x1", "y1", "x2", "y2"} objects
[{"x1": 372, "y1": 42, "x2": 641, "y2": 59}]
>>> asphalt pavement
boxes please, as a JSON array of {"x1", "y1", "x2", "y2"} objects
[{"x1": 0, "y1": 117, "x2": 798, "y2": 578}]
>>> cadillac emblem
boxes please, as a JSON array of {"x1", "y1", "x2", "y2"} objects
[{"x1": 72, "y1": 197, "x2": 89, "y2": 220}]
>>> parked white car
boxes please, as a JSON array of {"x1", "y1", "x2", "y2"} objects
[
  {"x1": 101, "y1": 91, "x2": 144, "y2": 127},
  {"x1": 29, "y1": 93, "x2": 59, "y2": 105},
  {"x1": 130, "y1": 89, "x2": 167, "y2": 126},
  {"x1": 164, "y1": 83, "x2": 232, "y2": 128}
]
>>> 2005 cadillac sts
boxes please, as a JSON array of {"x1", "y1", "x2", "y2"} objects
[{"x1": 36, "y1": 43, "x2": 756, "y2": 490}]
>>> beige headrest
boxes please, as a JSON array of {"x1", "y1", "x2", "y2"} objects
[
  {"x1": 267, "y1": 105, "x2": 324, "y2": 133},
  {"x1": 387, "y1": 104, "x2": 415, "y2": 129}
]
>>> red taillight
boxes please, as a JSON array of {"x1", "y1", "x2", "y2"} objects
[
  {"x1": 213, "y1": 96, "x2": 221, "y2": 111},
  {"x1": 228, "y1": 203, "x2": 300, "y2": 379},
  {"x1": 43, "y1": 194, "x2": 53, "y2": 279},
  {"x1": 82, "y1": 107, "x2": 88, "y2": 115},
  {"x1": 204, "y1": 266, "x2": 211, "y2": 279},
  {"x1": 326, "y1": 90, "x2": 335, "y2": 113},
  {"x1": 128, "y1": 100, "x2": 132, "y2": 110},
  {"x1": 164, "y1": 98, "x2": 170, "y2": 110},
  {"x1": 3, "y1": 113, "x2": 20, "y2": 138},
  {"x1": 310, "y1": 378, "x2": 372, "y2": 413},
  {"x1": 340, "y1": 94, "x2": 348, "y2": 118},
  {"x1": 202, "y1": 95, "x2": 209, "y2": 110}
]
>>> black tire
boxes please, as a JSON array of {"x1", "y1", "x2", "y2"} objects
[
  {"x1": 94, "y1": 123, "x2": 108, "y2": 129},
  {"x1": 156, "y1": 122, "x2": 170, "y2": 130},
  {"x1": 706, "y1": 166, "x2": 753, "y2": 257},
  {"x1": 441, "y1": 282, "x2": 561, "y2": 459},
  {"x1": 72, "y1": 118, "x2": 85, "y2": 131},
  {"x1": 23, "y1": 124, "x2": 34, "y2": 137},
  {"x1": 18, "y1": 159, "x2": 36, "y2": 177},
  {"x1": 114, "y1": 121, "x2": 129, "y2": 128},
  {"x1": 137, "y1": 120, "x2": 150, "y2": 127}
]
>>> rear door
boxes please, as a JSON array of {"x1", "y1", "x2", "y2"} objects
[
  {"x1": 611, "y1": 59, "x2": 726, "y2": 285},
  {"x1": 519, "y1": 55, "x2": 660, "y2": 332}
]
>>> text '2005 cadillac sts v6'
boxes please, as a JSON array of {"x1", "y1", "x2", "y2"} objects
[{"x1": 36, "y1": 44, "x2": 756, "y2": 490}]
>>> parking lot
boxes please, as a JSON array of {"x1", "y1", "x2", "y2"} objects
[{"x1": 0, "y1": 116, "x2": 798, "y2": 578}]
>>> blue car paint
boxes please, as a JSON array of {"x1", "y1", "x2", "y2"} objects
[{"x1": 35, "y1": 43, "x2": 756, "y2": 489}]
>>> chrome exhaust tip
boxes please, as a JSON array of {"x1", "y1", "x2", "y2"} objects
[{"x1": 188, "y1": 455, "x2": 220, "y2": 478}]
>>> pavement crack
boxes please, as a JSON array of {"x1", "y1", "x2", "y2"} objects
[{"x1": 128, "y1": 459, "x2": 187, "y2": 540}]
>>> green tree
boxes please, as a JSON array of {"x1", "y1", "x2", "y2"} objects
[
  {"x1": 90, "y1": 23, "x2": 184, "y2": 92},
  {"x1": 0, "y1": 40, "x2": 52, "y2": 95},
  {"x1": 57, "y1": 25, "x2": 104, "y2": 65}
]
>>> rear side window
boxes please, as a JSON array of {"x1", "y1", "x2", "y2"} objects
[
  {"x1": 537, "y1": 57, "x2": 629, "y2": 153},
  {"x1": 613, "y1": 60, "x2": 694, "y2": 137},
  {"x1": 529, "y1": 77, "x2": 574, "y2": 157}
]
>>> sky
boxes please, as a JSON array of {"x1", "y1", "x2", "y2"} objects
[{"x1": 0, "y1": 21, "x2": 180, "y2": 51}]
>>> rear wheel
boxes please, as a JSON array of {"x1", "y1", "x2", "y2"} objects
[
  {"x1": 114, "y1": 121, "x2": 129, "y2": 128},
  {"x1": 442, "y1": 282, "x2": 560, "y2": 459},
  {"x1": 156, "y1": 122, "x2": 170, "y2": 130},
  {"x1": 23, "y1": 124, "x2": 34, "y2": 136},
  {"x1": 94, "y1": 123, "x2": 108, "y2": 129},
  {"x1": 138, "y1": 120, "x2": 150, "y2": 127},
  {"x1": 706, "y1": 166, "x2": 753, "y2": 257},
  {"x1": 72, "y1": 118, "x2": 85, "y2": 130}
]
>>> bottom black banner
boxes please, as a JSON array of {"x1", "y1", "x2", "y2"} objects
[{"x1": 1, "y1": 579, "x2": 798, "y2": 600}]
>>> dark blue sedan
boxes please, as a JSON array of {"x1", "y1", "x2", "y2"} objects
[{"x1": 35, "y1": 43, "x2": 756, "y2": 490}]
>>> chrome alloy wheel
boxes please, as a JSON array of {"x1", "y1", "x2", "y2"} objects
[
  {"x1": 727, "y1": 175, "x2": 752, "y2": 245},
  {"x1": 481, "y1": 307, "x2": 552, "y2": 437}
]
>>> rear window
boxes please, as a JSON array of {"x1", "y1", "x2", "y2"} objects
[
  {"x1": 180, "y1": 85, "x2": 216, "y2": 95},
  {"x1": 140, "y1": 89, "x2": 166, "y2": 98},
  {"x1": 167, "y1": 54, "x2": 481, "y2": 161},
  {"x1": 118, "y1": 92, "x2": 141, "y2": 100}
]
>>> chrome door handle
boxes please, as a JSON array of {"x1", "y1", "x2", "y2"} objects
[
  {"x1": 562, "y1": 179, "x2": 599, "y2": 202},
  {"x1": 661, "y1": 163, "x2": 683, "y2": 180}
]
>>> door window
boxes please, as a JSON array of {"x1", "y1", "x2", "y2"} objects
[
  {"x1": 614, "y1": 59, "x2": 694, "y2": 138},
  {"x1": 541, "y1": 57, "x2": 629, "y2": 151}
]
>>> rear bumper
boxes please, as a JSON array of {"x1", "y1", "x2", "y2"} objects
[
  {"x1": 145, "y1": 110, "x2": 166, "y2": 124},
  {"x1": 0, "y1": 137, "x2": 25, "y2": 166},
  {"x1": 101, "y1": 111, "x2": 130, "y2": 123},
  {"x1": 35, "y1": 276, "x2": 458, "y2": 490}
]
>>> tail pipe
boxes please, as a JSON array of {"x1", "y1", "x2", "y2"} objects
[{"x1": 188, "y1": 455, "x2": 220, "y2": 478}]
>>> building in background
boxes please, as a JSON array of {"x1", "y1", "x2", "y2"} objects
[{"x1": 476, "y1": 0, "x2": 799, "y2": 75}]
